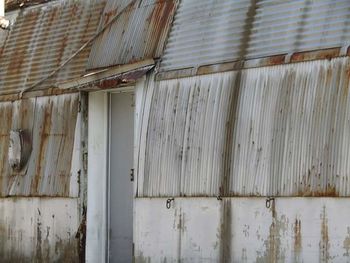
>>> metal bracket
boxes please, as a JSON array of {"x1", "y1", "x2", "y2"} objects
[
  {"x1": 166, "y1": 198, "x2": 174, "y2": 209},
  {"x1": 265, "y1": 197, "x2": 275, "y2": 209}
]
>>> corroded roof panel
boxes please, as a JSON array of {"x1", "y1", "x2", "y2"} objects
[
  {"x1": 0, "y1": 0, "x2": 105, "y2": 95},
  {"x1": 86, "y1": 0, "x2": 177, "y2": 70}
]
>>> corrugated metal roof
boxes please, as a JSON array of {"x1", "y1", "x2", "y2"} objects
[
  {"x1": 0, "y1": 0, "x2": 105, "y2": 95},
  {"x1": 0, "y1": 93, "x2": 80, "y2": 197},
  {"x1": 86, "y1": 0, "x2": 177, "y2": 70},
  {"x1": 0, "y1": 11, "x2": 18, "y2": 57},
  {"x1": 5, "y1": 0, "x2": 55, "y2": 12},
  {"x1": 137, "y1": 57, "x2": 350, "y2": 197},
  {"x1": 160, "y1": 0, "x2": 350, "y2": 72}
]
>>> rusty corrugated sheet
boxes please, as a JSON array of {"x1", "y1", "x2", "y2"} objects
[
  {"x1": 160, "y1": 0, "x2": 350, "y2": 72},
  {"x1": 5, "y1": 0, "x2": 54, "y2": 12},
  {"x1": 0, "y1": 11, "x2": 18, "y2": 57},
  {"x1": 137, "y1": 57, "x2": 350, "y2": 197},
  {"x1": 86, "y1": 0, "x2": 177, "y2": 70},
  {"x1": 0, "y1": 0, "x2": 105, "y2": 95},
  {"x1": 0, "y1": 93, "x2": 79, "y2": 197}
]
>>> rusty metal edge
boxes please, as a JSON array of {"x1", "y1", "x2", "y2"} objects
[
  {"x1": 5, "y1": 0, "x2": 56, "y2": 12},
  {"x1": 0, "y1": 87, "x2": 77, "y2": 102},
  {"x1": 156, "y1": 47, "x2": 349, "y2": 81}
]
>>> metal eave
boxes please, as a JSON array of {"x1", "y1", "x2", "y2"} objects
[{"x1": 57, "y1": 59, "x2": 155, "y2": 90}]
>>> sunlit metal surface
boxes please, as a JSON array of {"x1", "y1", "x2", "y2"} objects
[
  {"x1": 160, "y1": 0, "x2": 350, "y2": 72},
  {"x1": 137, "y1": 57, "x2": 350, "y2": 197},
  {"x1": 87, "y1": 0, "x2": 177, "y2": 70},
  {"x1": 0, "y1": 0, "x2": 105, "y2": 95}
]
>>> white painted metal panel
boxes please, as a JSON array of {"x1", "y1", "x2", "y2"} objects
[
  {"x1": 160, "y1": 0, "x2": 350, "y2": 72},
  {"x1": 134, "y1": 198, "x2": 221, "y2": 262},
  {"x1": 134, "y1": 197, "x2": 350, "y2": 262},
  {"x1": 134, "y1": 199, "x2": 179, "y2": 262},
  {"x1": 0, "y1": 197, "x2": 79, "y2": 261}
]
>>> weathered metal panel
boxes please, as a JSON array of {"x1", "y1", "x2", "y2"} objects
[
  {"x1": 0, "y1": 11, "x2": 18, "y2": 57},
  {"x1": 135, "y1": 197, "x2": 350, "y2": 262},
  {"x1": 86, "y1": 0, "x2": 177, "y2": 70},
  {"x1": 160, "y1": 0, "x2": 350, "y2": 72},
  {"x1": 0, "y1": 0, "x2": 105, "y2": 95},
  {"x1": 5, "y1": 0, "x2": 55, "y2": 12},
  {"x1": 137, "y1": 57, "x2": 350, "y2": 197},
  {"x1": 0, "y1": 197, "x2": 79, "y2": 262},
  {"x1": 134, "y1": 198, "x2": 221, "y2": 262},
  {"x1": 0, "y1": 93, "x2": 80, "y2": 197}
]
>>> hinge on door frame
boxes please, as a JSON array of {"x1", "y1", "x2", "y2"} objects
[{"x1": 130, "y1": 168, "x2": 134, "y2": 182}]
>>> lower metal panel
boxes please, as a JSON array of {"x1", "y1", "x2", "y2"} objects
[
  {"x1": 0, "y1": 197, "x2": 79, "y2": 262},
  {"x1": 135, "y1": 197, "x2": 350, "y2": 262}
]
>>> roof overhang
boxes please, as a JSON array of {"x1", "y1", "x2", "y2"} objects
[{"x1": 57, "y1": 59, "x2": 155, "y2": 91}]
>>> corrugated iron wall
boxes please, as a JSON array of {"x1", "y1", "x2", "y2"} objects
[
  {"x1": 160, "y1": 0, "x2": 350, "y2": 72},
  {"x1": 0, "y1": 0, "x2": 105, "y2": 95},
  {"x1": 87, "y1": 0, "x2": 177, "y2": 70},
  {"x1": 137, "y1": 57, "x2": 350, "y2": 197},
  {"x1": 0, "y1": 93, "x2": 80, "y2": 197}
]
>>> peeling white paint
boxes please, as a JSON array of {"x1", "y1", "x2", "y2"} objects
[
  {"x1": 135, "y1": 198, "x2": 350, "y2": 263},
  {"x1": 0, "y1": 197, "x2": 79, "y2": 261}
]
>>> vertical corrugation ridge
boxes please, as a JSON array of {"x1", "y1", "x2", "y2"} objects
[{"x1": 139, "y1": 57, "x2": 350, "y2": 197}]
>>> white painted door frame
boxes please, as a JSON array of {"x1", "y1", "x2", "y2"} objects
[
  {"x1": 86, "y1": 86, "x2": 138, "y2": 263},
  {"x1": 107, "y1": 88, "x2": 135, "y2": 262}
]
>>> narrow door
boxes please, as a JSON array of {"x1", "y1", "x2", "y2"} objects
[{"x1": 109, "y1": 92, "x2": 134, "y2": 263}]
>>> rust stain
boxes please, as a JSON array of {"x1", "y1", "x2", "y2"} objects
[
  {"x1": 32, "y1": 99, "x2": 53, "y2": 195},
  {"x1": 220, "y1": 199, "x2": 232, "y2": 262},
  {"x1": 71, "y1": 3, "x2": 79, "y2": 17},
  {"x1": 266, "y1": 55, "x2": 286, "y2": 66},
  {"x1": 293, "y1": 218, "x2": 302, "y2": 262},
  {"x1": 6, "y1": 11, "x2": 39, "y2": 80},
  {"x1": 147, "y1": 0, "x2": 176, "y2": 57},
  {"x1": 75, "y1": 206, "x2": 87, "y2": 263},
  {"x1": 257, "y1": 199, "x2": 286, "y2": 263},
  {"x1": 291, "y1": 48, "x2": 340, "y2": 63},
  {"x1": 343, "y1": 227, "x2": 350, "y2": 257},
  {"x1": 5, "y1": 0, "x2": 55, "y2": 12},
  {"x1": 319, "y1": 206, "x2": 329, "y2": 263},
  {"x1": 103, "y1": 8, "x2": 118, "y2": 25}
]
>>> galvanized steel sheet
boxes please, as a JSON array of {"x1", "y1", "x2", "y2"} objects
[
  {"x1": 87, "y1": 0, "x2": 177, "y2": 70},
  {"x1": 160, "y1": 0, "x2": 350, "y2": 72},
  {"x1": 137, "y1": 57, "x2": 350, "y2": 197},
  {"x1": 0, "y1": 93, "x2": 80, "y2": 197},
  {"x1": 0, "y1": 0, "x2": 105, "y2": 95}
]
